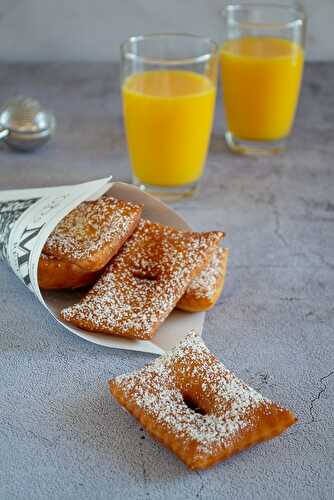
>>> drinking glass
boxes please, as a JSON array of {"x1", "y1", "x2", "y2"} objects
[
  {"x1": 121, "y1": 34, "x2": 218, "y2": 200},
  {"x1": 220, "y1": 3, "x2": 307, "y2": 155}
]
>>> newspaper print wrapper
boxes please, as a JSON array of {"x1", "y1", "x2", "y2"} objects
[{"x1": 0, "y1": 178, "x2": 205, "y2": 355}]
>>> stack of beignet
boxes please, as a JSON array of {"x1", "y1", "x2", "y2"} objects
[{"x1": 38, "y1": 196, "x2": 228, "y2": 340}]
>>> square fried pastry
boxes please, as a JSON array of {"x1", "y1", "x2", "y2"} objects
[
  {"x1": 61, "y1": 220, "x2": 224, "y2": 339},
  {"x1": 38, "y1": 254, "x2": 103, "y2": 290},
  {"x1": 109, "y1": 331, "x2": 296, "y2": 470},
  {"x1": 177, "y1": 247, "x2": 229, "y2": 312},
  {"x1": 43, "y1": 197, "x2": 143, "y2": 272}
]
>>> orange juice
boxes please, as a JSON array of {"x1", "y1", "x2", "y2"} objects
[
  {"x1": 122, "y1": 71, "x2": 216, "y2": 186},
  {"x1": 221, "y1": 37, "x2": 304, "y2": 141}
]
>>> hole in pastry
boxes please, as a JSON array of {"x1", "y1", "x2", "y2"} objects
[
  {"x1": 132, "y1": 270, "x2": 159, "y2": 281},
  {"x1": 182, "y1": 394, "x2": 207, "y2": 416}
]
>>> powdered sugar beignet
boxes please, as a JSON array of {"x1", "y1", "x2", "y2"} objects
[
  {"x1": 61, "y1": 220, "x2": 224, "y2": 339},
  {"x1": 109, "y1": 331, "x2": 296, "y2": 469},
  {"x1": 43, "y1": 197, "x2": 143, "y2": 272}
]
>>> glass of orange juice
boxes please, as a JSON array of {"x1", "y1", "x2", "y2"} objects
[
  {"x1": 121, "y1": 34, "x2": 218, "y2": 200},
  {"x1": 221, "y1": 3, "x2": 306, "y2": 155}
]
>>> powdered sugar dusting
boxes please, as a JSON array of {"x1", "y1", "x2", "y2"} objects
[
  {"x1": 61, "y1": 220, "x2": 224, "y2": 339},
  {"x1": 43, "y1": 197, "x2": 142, "y2": 263},
  {"x1": 113, "y1": 331, "x2": 270, "y2": 455},
  {"x1": 184, "y1": 247, "x2": 228, "y2": 300}
]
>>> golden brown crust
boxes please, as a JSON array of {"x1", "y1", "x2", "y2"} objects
[
  {"x1": 61, "y1": 220, "x2": 224, "y2": 339},
  {"x1": 109, "y1": 331, "x2": 296, "y2": 470},
  {"x1": 177, "y1": 248, "x2": 229, "y2": 312},
  {"x1": 43, "y1": 197, "x2": 143, "y2": 272},
  {"x1": 38, "y1": 254, "x2": 102, "y2": 290}
]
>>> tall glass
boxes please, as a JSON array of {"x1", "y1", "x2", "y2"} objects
[
  {"x1": 220, "y1": 3, "x2": 306, "y2": 155},
  {"x1": 121, "y1": 34, "x2": 218, "y2": 200}
]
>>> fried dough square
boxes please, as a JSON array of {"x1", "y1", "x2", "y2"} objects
[
  {"x1": 43, "y1": 197, "x2": 143, "y2": 272},
  {"x1": 61, "y1": 220, "x2": 224, "y2": 339},
  {"x1": 109, "y1": 331, "x2": 296, "y2": 470},
  {"x1": 177, "y1": 247, "x2": 229, "y2": 312}
]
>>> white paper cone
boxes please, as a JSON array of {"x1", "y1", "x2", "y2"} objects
[{"x1": 0, "y1": 179, "x2": 205, "y2": 354}]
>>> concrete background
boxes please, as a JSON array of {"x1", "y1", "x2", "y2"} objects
[
  {"x1": 0, "y1": 0, "x2": 333, "y2": 62},
  {"x1": 0, "y1": 61, "x2": 333, "y2": 499}
]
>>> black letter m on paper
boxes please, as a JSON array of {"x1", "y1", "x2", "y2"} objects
[{"x1": 17, "y1": 224, "x2": 44, "y2": 285}]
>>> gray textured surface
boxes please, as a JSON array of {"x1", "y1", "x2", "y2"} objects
[
  {"x1": 0, "y1": 63, "x2": 333, "y2": 500},
  {"x1": 0, "y1": 0, "x2": 333, "y2": 62}
]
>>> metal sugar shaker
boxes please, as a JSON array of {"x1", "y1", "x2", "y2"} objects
[{"x1": 0, "y1": 96, "x2": 56, "y2": 151}]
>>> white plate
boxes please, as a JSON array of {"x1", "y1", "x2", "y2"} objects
[{"x1": 42, "y1": 182, "x2": 205, "y2": 355}]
